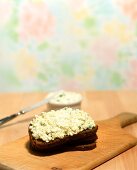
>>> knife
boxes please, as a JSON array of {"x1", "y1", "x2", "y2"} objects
[{"x1": 0, "y1": 94, "x2": 55, "y2": 126}]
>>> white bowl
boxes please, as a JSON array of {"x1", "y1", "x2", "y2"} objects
[{"x1": 47, "y1": 90, "x2": 82, "y2": 110}]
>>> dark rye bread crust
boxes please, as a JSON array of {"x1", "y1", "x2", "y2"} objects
[{"x1": 29, "y1": 125, "x2": 98, "y2": 152}]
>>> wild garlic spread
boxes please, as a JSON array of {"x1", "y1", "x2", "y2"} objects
[
  {"x1": 29, "y1": 107, "x2": 95, "y2": 142},
  {"x1": 48, "y1": 90, "x2": 82, "y2": 105}
]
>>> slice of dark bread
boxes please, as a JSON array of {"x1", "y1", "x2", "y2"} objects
[
  {"x1": 29, "y1": 125, "x2": 98, "y2": 151},
  {"x1": 29, "y1": 125, "x2": 98, "y2": 152}
]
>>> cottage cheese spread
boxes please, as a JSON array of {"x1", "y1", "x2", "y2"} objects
[
  {"x1": 48, "y1": 90, "x2": 82, "y2": 105},
  {"x1": 29, "y1": 107, "x2": 95, "y2": 142}
]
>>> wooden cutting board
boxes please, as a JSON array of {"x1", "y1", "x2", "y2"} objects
[{"x1": 0, "y1": 112, "x2": 137, "y2": 170}]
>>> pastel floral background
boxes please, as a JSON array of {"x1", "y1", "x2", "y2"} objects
[{"x1": 0, "y1": 0, "x2": 137, "y2": 92}]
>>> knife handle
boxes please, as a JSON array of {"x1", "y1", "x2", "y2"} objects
[{"x1": 0, "y1": 113, "x2": 19, "y2": 126}]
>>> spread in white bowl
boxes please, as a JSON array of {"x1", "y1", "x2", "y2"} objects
[{"x1": 47, "y1": 90, "x2": 82, "y2": 110}]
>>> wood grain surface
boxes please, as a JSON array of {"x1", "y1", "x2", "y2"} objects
[{"x1": 0, "y1": 91, "x2": 137, "y2": 170}]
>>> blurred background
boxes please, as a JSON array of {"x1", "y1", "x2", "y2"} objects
[{"x1": 0, "y1": 0, "x2": 137, "y2": 92}]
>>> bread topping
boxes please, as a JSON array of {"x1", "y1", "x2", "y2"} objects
[{"x1": 29, "y1": 107, "x2": 96, "y2": 142}]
